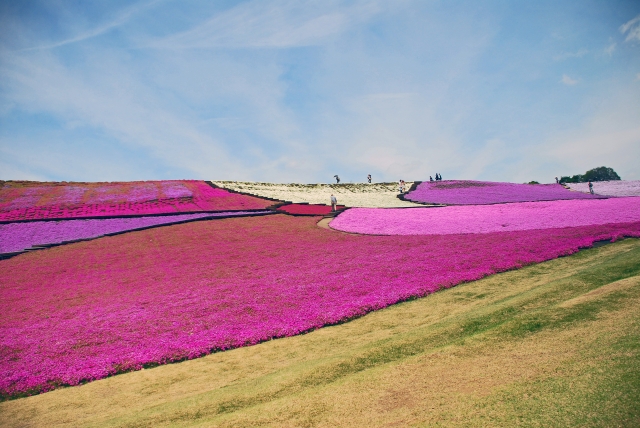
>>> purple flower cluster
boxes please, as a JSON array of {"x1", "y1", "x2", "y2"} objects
[
  {"x1": 1, "y1": 214, "x2": 639, "y2": 398},
  {"x1": 405, "y1": 180, "x2": 607, "y2": 205},
  {"x1": 0, "y1": 211, "x2": 272, "y2": 255},
  {"x1": 330, "y1": 197, "x2": 640, "y2": 235}
]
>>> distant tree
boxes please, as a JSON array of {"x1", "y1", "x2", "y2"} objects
[
  {"x1": 583, "y1": 166, "x2": 621, "y2": 182},
  {"x1": 559, "y1": 175, "x2": 582, "y2": 184},
  {"x1": 559, "y1": 166, "x2": 620, "y2": 184},
  {"x1": 527, "y1": 181, "x2": 540, "y2": 184}
]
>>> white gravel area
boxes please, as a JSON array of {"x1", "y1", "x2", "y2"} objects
[
  {"x1": 565, "y1": 180, "x2": 640, "y2": 197},
  {"x1": 211, "y1": 181, "x2": 425, "y2": 207}
]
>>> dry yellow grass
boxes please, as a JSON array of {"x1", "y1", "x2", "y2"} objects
[{"x1": 2, "y1": 239, "x2": 639, "y2": 427}]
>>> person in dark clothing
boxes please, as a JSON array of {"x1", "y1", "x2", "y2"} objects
[
  {"x1": 367, "y1": 174, "x2": 372, "y2": 183},
  {"x1": 334, "y1": 175, "x2": 340, "y2": 184},
  {"x1": 588, "y1": 181, "x2": 594, "y2": 194},
  {"x1": 430, "y1": 176, "x2": 433, "y2": 182},
  {"x1": 555, "y1": 177, "x2": 559, "y2": 184}
]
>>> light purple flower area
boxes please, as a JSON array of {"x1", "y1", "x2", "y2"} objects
[
  {"x1": 405, "y1": 180, "x2": 606, "y2": 205},
  {"x1": 0, "y1": 211, "x2": 270, "y2": 254},
  {"x1": 565, "y1": 180, "x2": 640, "y2": 197},
  {"x1": 62, "y1": 186, "x2": 86, "y2": 205},
  {"x1": 330, "y1": 197, "x2": 640, "y2": 235},
  {"x1": 1, "y1": 187, "x2": 40, "y2": 212},
  {"x1": 89, "y1": 183, "x2": 157, "y2": 204},
  {"x1": 161, "y1": 182, "x2": 192, "y2": 198}
]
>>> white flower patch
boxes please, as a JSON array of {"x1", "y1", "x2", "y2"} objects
[
  {"x1": 565, "y1": 180, "x2": 640, "y2": 197},
  {"x1": 211, "y1": 182, "x2": 426, "y2": 208}
]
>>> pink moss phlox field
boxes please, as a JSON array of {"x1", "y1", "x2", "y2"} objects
[
  {"x1": 0, "y1": 211, "x2": 271, "y2": 254},
  {"x1": 277, "y1": 203, "x2": 345, "y2": 215},
  {"x1": 405, "y1": 180, "x2": 607, "y2": 205},
  {"x1": 565, "y1": 180, "x2": 640, "y2": 197},
  {"x1": 329, "y1": 197, "x2": 640, "y2": 235},
  {"x1": 0, "y1": 181, "x2": 273, "y2": 221},
  {"x1": 2, "y1": 215, "x2": 640, "y2": 398}
]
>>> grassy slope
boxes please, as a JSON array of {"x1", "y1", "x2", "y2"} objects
[{"x1": 2, "y1": 239, "x2": 640, "y2": 427}]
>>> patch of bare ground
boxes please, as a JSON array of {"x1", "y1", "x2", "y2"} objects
[{"x1": 1, "y1": 239, "x2": 639, "y2": 427}]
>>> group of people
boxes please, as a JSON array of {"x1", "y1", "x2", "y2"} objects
[
  {"x1": 429, "y1": 173, "x2": 442, "y2": 182},
  {"x1": 398, "y1": 180, "x2": 407, "y2": 193},
  {"x1": 334, "y1": 174, "x2": 373, "y2": 184}
]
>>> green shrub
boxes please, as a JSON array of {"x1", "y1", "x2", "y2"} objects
[{"x1": 559, "y1": 166, "x2": 621, "y2": 184}]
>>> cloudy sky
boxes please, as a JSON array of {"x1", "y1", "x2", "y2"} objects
[{"x1": 1, "y1": 0, "x2": 639, "y2": 183}]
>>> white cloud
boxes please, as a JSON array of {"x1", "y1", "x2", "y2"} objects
[
  {"x1": 561, "y1": 74, "x2": 578, "y2": 85},
  {"x1": 534, "y1": 85, "x2": 640, "y2": 181},
  {"x1": 554, "y1": 48, "x2": 588, "y2": 60},
  {"x1": 604, "y1": 42, "x2": 616, "y2": 56},
  {"x1": 147, "y1": 0, "x2": 380, "y2": 49},
  {"x1": 18, "y1": 1, "x2": 160, "y2": 51},
  {"x1": 620, "y1": 14, "x2": 640, "y2": 42},
  {"x1": 0, "y1": 50, "x2": 256, "y2": 180}
]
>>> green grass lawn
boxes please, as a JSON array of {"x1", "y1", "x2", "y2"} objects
[{"x1": 2, "y1": 239, "x2": 639, "y2": 427}]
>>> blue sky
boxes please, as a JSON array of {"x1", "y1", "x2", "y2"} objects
[{"x1": 1, "y1": 0, "x2": 639, "y2": 183}]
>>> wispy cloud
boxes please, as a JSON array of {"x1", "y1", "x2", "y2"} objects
[
  {"x1": 561, "y1": 74, "x2": 578, "y2": 85},
  {"x1": 604, "y1": 42, "x2": 616, "y2": 56},
  {"x1": 146, "y1": 0, "x2": 380, "y2": 49},
  {"x1": 147, "y1": 0, "x2": 379, "y2": 49},
  {"x1": 554, "y1": 48, "x2": 588, "y2": 60},
  {"x1": 18, "y1": 0, "x2": 160, "y2": 51},
  {"x1": 620, "y1": 14, "x2": 640, "y2": 42},
  {"x1": 1, "y1": 1, "x2": 639, "y2": 183}
]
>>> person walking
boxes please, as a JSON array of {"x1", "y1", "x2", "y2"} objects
[
  {"x1": 588, "y1": 181, "x2": 594, "y2": 194},
  {"x1": 330, "y1": 194, "x2": 338, "y2": 211},
  {"x1": 555, "y1": 177, "x2": 559, "y2": 184},
  {"x1": 334, "y1": 175, "x2": 340, "y2": 184},
  {"x1": 367, "y1": 174, "x2": 372, "y2": 184}
]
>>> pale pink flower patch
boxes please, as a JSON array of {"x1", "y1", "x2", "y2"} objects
[{"x1": 330, "y1": 198, "x2": 640, "y2": 235}]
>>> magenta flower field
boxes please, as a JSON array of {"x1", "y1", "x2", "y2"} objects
[
  {"x1": 0, "y1": 181, "x2": 273, "y2": 221},
  {"x1": 1, "y1": 179, "x2": 640, "y2": 400},
  {"x1": 0, "y1": 211, "x2": 272, "y2": 255},
  {"x1": 1, "y1": 214, "x2": 640, "y2": 398},
  {"x1": 404, "y1": 180, "x2": 606, "y2": 205},
  {"x1": 330, "y1": 197, "x2": 640, "y2": 235}
]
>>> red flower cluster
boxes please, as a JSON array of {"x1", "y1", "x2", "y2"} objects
[
  {"x1": 0, "y1": 181, "x2": 273, "y2": 221},
  {"x1": 276, "y1": 203, "x2": 345, "y2": 215}
]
